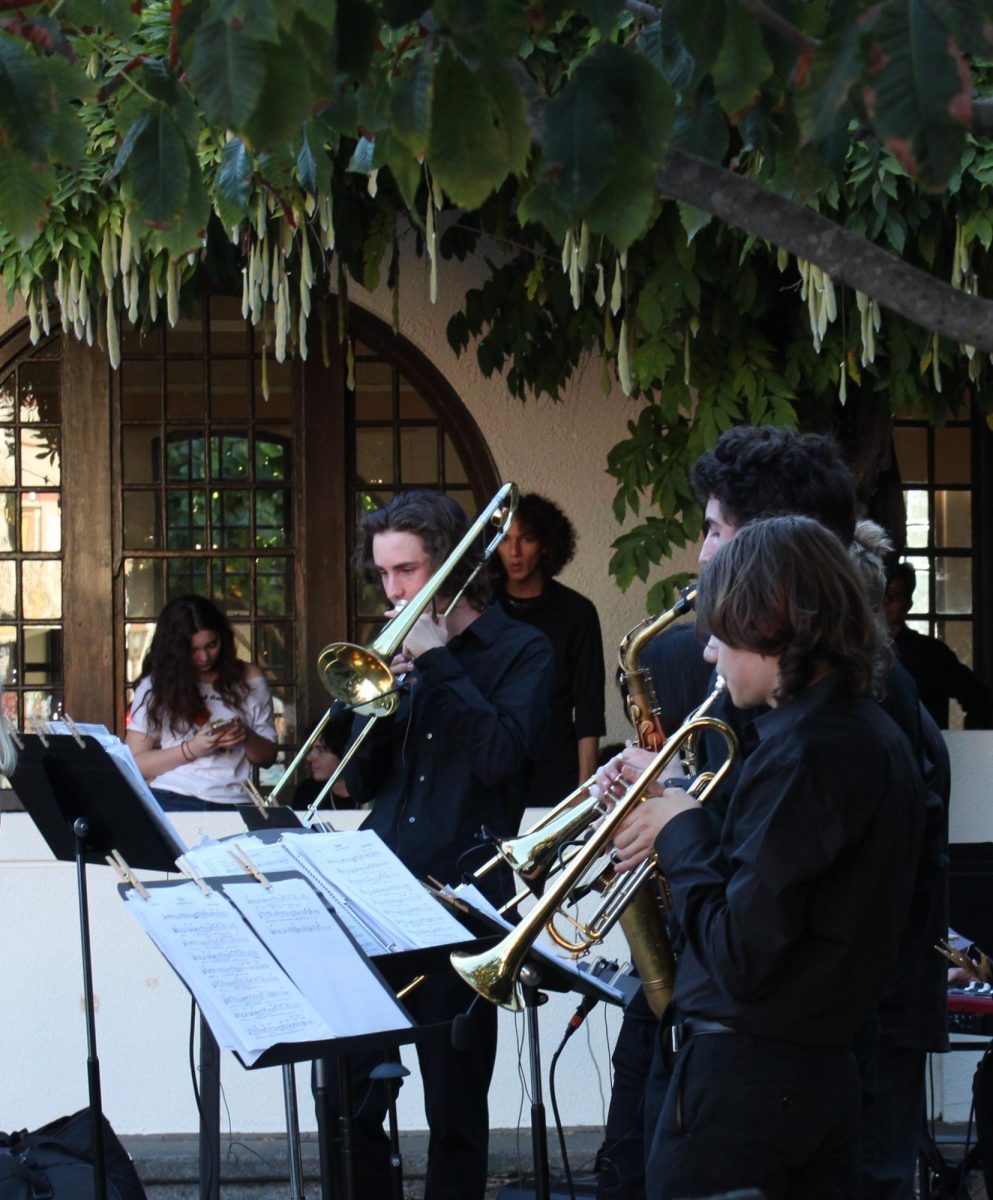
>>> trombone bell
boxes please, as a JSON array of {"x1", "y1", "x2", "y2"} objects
[
  {"x1": 450, "y1": 942, "x2": 525, "y2": 1013},
  {"x1": 317, "y1": 642, "x2": 399, "y2": 718}
]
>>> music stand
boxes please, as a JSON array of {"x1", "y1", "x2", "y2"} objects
[{"x1": 12, "y1": 733, "x2": 186, "y2": 1200}]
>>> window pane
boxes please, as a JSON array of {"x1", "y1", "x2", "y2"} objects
[
  {"x1": 209, "y1": 296, "x2": 250, "y2": 355},
  {"x1": 255, "y1": 489, "x2": 290, "y2": 548},
  {"x1": 124, "y1": 559, "x2": 165, "y2": 618},
  {"x1": 934, "y1": 426, "x2": 970, "y2": 485},
  {"x1": 0, "y1": 626, "x2": 17, "y2": 686},
  {"x1": 0, "y1": 493, "x2": 14, "y2": 551},
  {"x1": 906, "y1": 556, "x2": 930, "y2": 613},
  {"x1": 255, "y1": 431, "x2": 290, "y2": 481},
  {"x1": 400, "y1": 427, "x2": 438, "y2": 483},
  {"x1": 121, "y1": 359, "x2": 162, "y2": 421},
  {"x1": 254, "y1": 357, "x2": 292, "y2": 418},
  {"x1": 0, "y1": 429, "x2": 12, "y2": 486},
  {"x1": 893, "y1": 426, "x2": 927, "y2": 484},
  {"x1": 167, "y1": 307, "x2": 203, "y2": 355},
  {"x1": 0, "y1": 560, "x2": 14, "y2": 618},
  {"x1": 166, "y1": 490, "x2": 206, "y2": 549},
  {"x1": 212, "y1": 558, "x2": 250, "y2": 614},
  {"x1": 166, "y1": 432, "x2": 206, "y2": 482},
  {"x1": 166, "y1": 559, "x2": 207, "y2": 597},
  {"x1": 398, "y1": 378, "x2": 432, "y2": 418},
  {"x1": 256, "y1": 557, "x2": 291, "y2": 615},
  {"x1": 211, "y1": 358, "x2": 250, "y2": 420},
  {"x1": 20, "y1": 428, "x2": 60, "y2": 487},
  {"x1": 211, "y1": 433, "x2": 250, "y2": 481},
  {"x1": 21, "y1": 492, "x2": 60, "y2": 552},
  {"x1": 23, "y1": 690, "x2": 57, "y2": 721},
  {"x1": 124, "y1": 622, "x2": 156, "y2": 689},
  {"x1": 167, "y1": 359, "x2": 204, "y2": 421},
  {"x1": 211, "y1": 489, "x2": 251, "y2": 547},
  {"x1": 444, "y1": 434, "x2": 468, "y2": 484},
  {"x1": 904, "y1": 489, "x2": 929, "y2": 548},
  {"x1": 257, "y1": 621, "x2": 290, "y2": 678},
  {"x1": 935, "y1": 556, "x2": 971, "y2": 615},
  {"x1": 354, "y1": 361, "x2": 393, "y2": 418},
  {"x1": 937, "y1": 620, "x2": 973, "y2": 668},
  {"x1": 934, "y1": 490, "x2": 970, "y2": 548},
  {"x1": 231, "y1": 621, "x2": 251, "y2": 659},
  {"x1": 23, "y1": 625, "x2": 61, "y2": 684},
  {"x1": 356, "y1": 428, "x2": 393, "y2": 486},
  {"x1": 268, "y1": 685, "x2": 294, "y2": 745},
  {"x1": 123, "y1": 426, "x2": 161, "y2": 484},
  {"x1": 120, "y1": 323, "x2": 162, "y2": 360},
  {"x1": 123, "y1": 491, "x2": 159, "y2": 550},
  {"x1": 0, "y1": 378, "x2": 15, "y2": 422},
  {"x1": 22, "y1": 560, "x2": 61, "y2": 618},
  {"x1": 18, "y1": 361, "x2": 60, "y2": 423}
]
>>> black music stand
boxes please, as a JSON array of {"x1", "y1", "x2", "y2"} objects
[{"x1": 11, "y1": 733, "x2": 186, "y2": 1200}]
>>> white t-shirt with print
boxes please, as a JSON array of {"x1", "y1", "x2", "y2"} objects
[{"x1": 129, "y1": 672, "x2": 276, "y2": 803}]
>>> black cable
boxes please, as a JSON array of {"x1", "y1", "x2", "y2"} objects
[{"x1": 549, "y1": 994, "x2": 600, "y2": 1200}]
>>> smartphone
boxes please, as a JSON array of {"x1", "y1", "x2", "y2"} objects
[{"x1": 210, "y1": 717, "x2": 235, "y2": 733}]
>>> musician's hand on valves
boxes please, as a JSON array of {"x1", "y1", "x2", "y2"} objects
[
  {"x1": 611, "y1": 788, "x2": 697, "y2": 872},
  {"x1": 591, "y1": 746, "x2": 674, "y2": 811}
]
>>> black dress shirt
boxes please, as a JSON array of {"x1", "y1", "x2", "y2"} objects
[
  {"x1": 656, "y1": 673, "x2": 925, "y2": 1046},
  {"x1": 343, "y1": 602, "x2": 554, "y2": 897},
  {"x1": 893, "y1": 624, "x2": 993, "y2": 729},
  {"x1": 496, "y1": 579, "x2": 606, "y2": 806}
]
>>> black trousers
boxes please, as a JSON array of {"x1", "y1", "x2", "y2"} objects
[
  {"x1": 645, "y1": 1029, "x2": 860, "y2": 1200},
  {"x1": 856, "y1": 1042, "x2": 927, "y2": 1199},
  {"x1": 596, "y1": 987, "x2": 656, "y2": 1199},
  {"x1": 319, "y1": 970, "x2": 497, "y2": 1200}
]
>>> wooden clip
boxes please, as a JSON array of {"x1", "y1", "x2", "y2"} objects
[
  {"x1": 2, "y1": 717, "x2": 23, "y2": 751},
  {"x1": 423, "y1": 878, "x2": 469, "y2": 914},
  {"x1": 107, "y1": 850, "x2": 150, "y2": 900},
  {"x1": 27, "y1": 716, "x2": 50, "y2": 747},
  {"x1": 60, "y1": 713, "x2": 87, "y2": 749},
  {"x1": 176, "y1": 855, "x2": 213, "y2": 896},
  {"x1": 228, "y1": 845, "x2": 271, "y2": 889},
  {"x1": 241, "y1": 779, "x2": 268, "y2": 817}
]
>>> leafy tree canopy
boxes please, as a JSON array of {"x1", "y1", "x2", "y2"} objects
[{"x1": 1, "y1": 0, "x2": 992, "y2": 605}]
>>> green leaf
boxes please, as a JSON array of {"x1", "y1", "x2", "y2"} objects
[
  {"x1": 540, "y1": 84, "x2": 616, "y2": 216},
  {"x1": 672, "y1": 88, "x2": 729, "y2": 162},
  {"x1": 678, "y1": 202, "x2": 712, "y2": 241},
  {"x1": 586, "y1": 162, "x2": 658, "y2": 250},
  {"x1": 711, "y1": 0, "x2": 773, "y2": 115},
  {"x1": 0, "y1": 35, "x2": 54, "y2": 158},
  {"x1": 0, "y1": 148, "x2": 55, "y2": 247},
  {"x1": 242, "y1": 38, "x2": 319, "y2": 146},
  {"x1": 639, "y1": 16, "x2": 697, "y2": 91},
  {"x1": 391, "y1": 49, "x2": 435, "y2": 157},
  {"x1": 206, "y1": 0, "x2": 280, "y2": 42},
  {"x1": 130, "y1": 107, "x2": 191, "y2": 223},
  {"x1": 427, "y1": 49, "x2": 516, "y2": 210},
  {"x1": 63, "y1": 0, "x2": 138, "y2": 38},
  {"x1": 867, "y1": 2, "x2": 971, "y2": 187},
  {"x1": 433, "y1": 0, "x2": 530, "y2": 61},
  {"x1": 217, "y1": 136, "x2": 252, "y2": 211},
  {"x1": 676, "y1": 0, "x2": 725, "y2": 79},
  {"x1": 185, "y1": 17, "x2": 267, "y2": 128}
]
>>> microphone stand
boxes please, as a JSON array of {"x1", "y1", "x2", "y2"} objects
[{"x1": 520, "y1": 964, "x2": 551, "y2": 1200}]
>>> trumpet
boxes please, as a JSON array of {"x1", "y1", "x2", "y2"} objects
[
  {"x1": 450, "y1": 701, "x2": 738, "y2": 1012},
  {"x1": 290, "y1": 483, "x2": 518, "y2": 821}
]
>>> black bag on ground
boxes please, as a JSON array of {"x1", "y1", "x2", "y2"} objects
[{"x1": 0, "y1": 1108, "x2": 146, "y2": 1200}]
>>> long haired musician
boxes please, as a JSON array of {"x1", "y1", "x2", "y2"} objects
[
  {"x1": 324, "y1": 489, "x2": 554, "y2": 1200},
  {"x1": 610, "y1": 516, "x2": 924, "y2": 1200}
]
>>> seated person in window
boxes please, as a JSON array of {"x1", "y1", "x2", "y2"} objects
[
  {"x1": 289, "y1": 710, "x2": 359, "y2": 811},
  {"x1": 884, "y1": 561, "x2": 993, "y2": 729}
]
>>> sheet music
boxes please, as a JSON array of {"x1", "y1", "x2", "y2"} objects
[
  {"x1": 453, "y1": 882, "x2": 625, "y2": 1005},
  {"x1": 124, "y1": 882, "x2": 336, "y2": 1065},
  {"x1": 221, "y1": 876, "x2": 412, "y2": 1038},
  {"x1": 280, "y1": 829, "x2": 469, "y2": 952},
  {"x1": 180, "y1": 835, "x2": 391, "y2": 956}
]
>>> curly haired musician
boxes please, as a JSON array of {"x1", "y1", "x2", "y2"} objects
[
  {"x1": 610, "y1": 516, "x2": 924, "y2": 1199},
  {"x1": 326, "y1": 489, "x2": 554, "y2": 1200}
]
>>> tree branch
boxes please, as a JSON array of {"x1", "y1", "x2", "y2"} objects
[
  {"x1": 735, "y1": 0, "x2": 820, "y2": 50},
  {"x1": 656, "y1": 148, "x2": 993, "y2": 353}
]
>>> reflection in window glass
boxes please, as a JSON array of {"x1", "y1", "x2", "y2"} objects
[
  {"x1": 123, "y1": 491, "x2": 159, "y2": 550},
  {"x1": 0, "y1": 493, "x2": 15, "y2": 551},
  {"x1": 21, "y1": 493, "x2": 61, "y2": 552},
  {"x1": 0, "y1": 382, "x2": 14, "y2": 422},
  {"x1": 938, "y1": 620, "x2": 973, "y2": 668},
  {"x1": 22, "y1": 560, "x2": 61, "y2": 619},
  {"x1": 18, "y1": 361, "x2": 60, "y2": 423},
  {"x1": 166, "y1": 559, "x2": 208, "y2": 598},
  {"x1": 444, "y1": 434, "x2": 468, "y2": 484},
  {"x1": 124, "y1": 559, "x2": 165, "y2": 618},
  {"x1": 212, "y1": 558, "x2": 251, "y2": 614},
  {"x1": 934, "y1": 427, "x2": 970, "y2": 485},
  {"x1": 166, "y1": 358, "x2": 204, "y2": 421},
  {"x1": 0, "y1": 627, "x2": 17, "y2": 686},
  {"x1": 935, "y1": 556, "x2": 971, "y2": 615},
  {"x1": 0, "y1": 429, "x2": 14, "y2": 487},
  {"x1": 123, "y1": 426, "x2": 160, "y2": 484},
  {"x1": 256, "y1": 558, "x2": 291, "y2": 615},
  {"x1": 23, "y1": 690, "x2": 55, "y2": 721},
  {"x1": 934, "y1": 490, "x2": 971, "y2": 548},
  {"x1": 19, "y1": 428, "x2": 60, "y2": 487},
  {"x1": 211, "y1": 489, "x2": 250, "y2": 548},
  {"x1": 257, "y1": 622, "x2": 290, "y2": 677},
  {"x1": 906, "y1": 556, "x2": 930, "y2": 614},
  {"x1": 0, "y1": 559, "x2": 14, "y2": 619},
  {"x1": 400, "y1": 427, "x2": 438, "y2": 482},
  {"x1": 23, "y1": 626, "x2": 61, "y2": 684},
  {"x1": 903, "y1": 490, "x2": 929, "y2": 548},
  {"x1": 356, "y1": 428, "x2": 393, "y2": 486},
  {"x1": 166, "y1": 433, "x2": 205, "y2": 482},
  {"x1": 211, "y1": 433, "x2": 250, "y2": 481},
  {"x1": 166, "y1": 490, "x2": 207, "y2": 549},
  {"x1": 893, "y1": 425, "x2": 927, "y2": 484},
  {"x1": 256, "y1": 434, "x2": 289, "y2": 481},
  {"x1": 124, "y1": 622, "x2": 156, "y2": 692},
  {"x1": 210, "y1": 358, "x2": 250, "y2": 420}
]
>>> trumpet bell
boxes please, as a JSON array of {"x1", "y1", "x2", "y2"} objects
[
  {"x1": 496, "y1": 792, "x2": 602, "y2": 882},
  {"x1": 450, "y1": 943, "x2": 525, "y2": 1013},
  {"x1": 317, "y1": 642, "x2": 399, "y2": 718}
]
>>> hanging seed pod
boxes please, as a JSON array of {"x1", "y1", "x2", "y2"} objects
[
  {"x1": 569, "y1": 240, "x2": 581, "y2": 310},
  {"x1": 610, "y1": 257, "x2": 622, "y2": 317},
  {"x1": 561, "y1": 229, "x2": 573, "y2": 275},
  {"x1": 426, "y1": 190, "x2": 438, "y2": 304},
  {"x1": 577, "y1": 222, "x2": 590, "y2": 273},
  {"x1": 931, "y1": 332, "x2": 942, "y2": 393},
  {"x1": 106, "y1": 296, "x2": 120, "y2": 369},
  {"x1": 120, "y1": 215, "x2": 133, "y2": 269},
  {"x1": 27, "y1": 287, "x2": 39, "y2": 343},
  {"x1": 101, "y1": 224, "x2": 116, "y2": 292},
  {"x1": 839, "y1": 360, "x2": 847, "y2": 406},
  {"x1": 368, "y1": 169, "x2": 379, "y2": 198},
  {"x1": 617, "y1": 319, "x2": 633, "y2": 396},
  {"x1": 40, "y1": 288, "x2": 50, "y2": 337},
  {"x1": 776, "y1": 247, "x2": 789, "y2": 272},
  {"x1": 346, "y1": 337, "x2": 356, "y2": 391},
  {"x1": 261, "y1": 342, "x2": 269, "y2": 402},
  {"x1": 167, "y1": 261, "x2": 179, "y2": 326},
  {"x1": 127, "y1": 266, "x2": 140, "y2": 326},
  {"x1": 594, "y1": 263, "x2": 606, "y2": 308}
]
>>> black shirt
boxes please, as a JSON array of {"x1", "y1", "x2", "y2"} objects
[
  {"x1": 343, "y1": 602, "x2": 555, "y2": 896},
  {"x1": 656, "y1": 673, "x2": 925, "y2": 1046},
  {"x1": 893, "y1": 624, "x2": 993, "y2": 729},
  {"x1": 496, "y1": 579, "x2": 605, "y2": 805}
]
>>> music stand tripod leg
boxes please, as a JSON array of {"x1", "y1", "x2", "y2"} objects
[
  {"x1": 198, "y1": 1014, "x2": 221, "y2": 1200},
  {"x1": 281, "y1": 1063, "x2": 306, "y2": 1200},
  {"x1": 521, "y1": 966, "x2": 551, "y2": 1200},
  {"x1": 370, "y1": 1060, "x2": 410, "y2": 1200},
  {"x1": 73, "y1": 818, "x2": 108, "y2": 1200}
]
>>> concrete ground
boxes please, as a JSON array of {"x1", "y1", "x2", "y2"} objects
[{"x1": 122, "y1": 1124, "x2": 988, "y2": 1199}]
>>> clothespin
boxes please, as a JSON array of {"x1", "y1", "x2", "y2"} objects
[
  {"x1": 60, "y1": 712, "x2": 86, "y2": 750},
  {"x1": 27, "y1": 716, "x2": 49, "y2": 747},
  {"x1": 936, "y1": 938, "x2": 993, "y2": 983},
  {"x1": 106, "y1": 850, "x2": 151, "y2": 900},
  {"x1": 424, "y1": 877, "x2": 470, "y2": 914},
  {"x1": 176, "y1": 856, "x2": 212, "y2": 897},
  {"x1": 241, "y1": 779, "x2": 268, "y2": 817},
  {"x1": 228, "y1": 844, "x2": 271, "y2": 889},
  {"x1": 2, "y1": 715, "x2": 23, "y2": 751}
]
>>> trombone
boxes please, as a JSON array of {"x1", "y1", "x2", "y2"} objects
[
  {"x1": 450, "y1": 703, "x2": 737, "y2": 1011},
  {"x1": 291, "y1": 483, "x2": 518, "y2": 821}
]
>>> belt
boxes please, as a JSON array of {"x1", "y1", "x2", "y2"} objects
[{"x1": 670, "y1": 1016, "x2": 737, "y2": 1053}]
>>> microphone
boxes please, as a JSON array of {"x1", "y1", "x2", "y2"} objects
[
  {"x1": 563, "y1": 993, "x2": 599, "y2": 1040},
  {"x1": 451, "y1": 996, "x2": 482, "y2": 1051}
]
